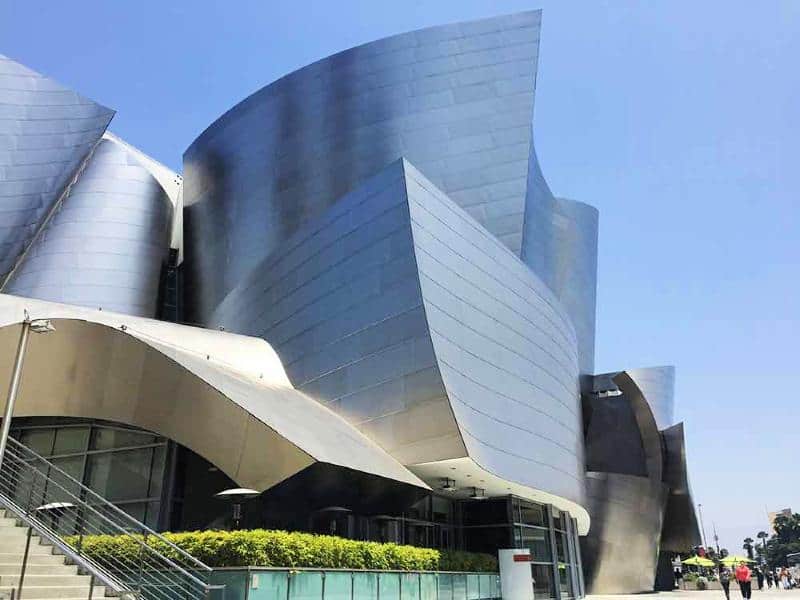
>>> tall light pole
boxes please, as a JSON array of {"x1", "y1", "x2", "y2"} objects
[
  {"x1": 698, "y1": 503, "x2": 709, "y2": 550},
  {"x1": 0, "y1": 313, "x2": 55, "y2": 472},
  {"x1": 713, "y1": 522, "x2": 721, "y2": 554}
]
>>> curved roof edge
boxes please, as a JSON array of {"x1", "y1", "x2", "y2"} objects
[{"x1": 0, "y1": 293, "x2": 427, "y2": 492}]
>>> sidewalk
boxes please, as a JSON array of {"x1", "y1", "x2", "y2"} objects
[{"x1": 589, "y1": 590, "x2": 800, "y2": 600}]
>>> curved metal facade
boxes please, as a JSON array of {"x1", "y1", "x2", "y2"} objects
[
  {"x1": 207, "y1": 160, "x2": 587, "y2": 517},
  {"x1": 0, "y1": 293, "x2": 427, "y2": 493},
  {"x1": 627, "y1": 365, "x2": 676, "y2": 430},
  {"x1": 0, "y1": 55, "x2": 115, "y2": 284},
  {"x1": 521, "y1": 146, "x2": 599, "y2": 374},
  {"x1": 582, "y1": 370, "x2": 700, "y2": 593},
  {"x1": 183, "y1": 11, "x2": 546, "y2": 323},
  {"x1": 4, "y1": 136, "x2": 173, "y2": 316}
]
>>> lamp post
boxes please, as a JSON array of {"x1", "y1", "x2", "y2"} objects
[
  {"x1": 698, "y1": 503, "x2": 709, "y2": 551},
  {"x1": 214, "y1": 488, "x2": 259, "y2": 529},
  {"x1": 0, "y1": 313, "x2": 55, "y2": 472}
]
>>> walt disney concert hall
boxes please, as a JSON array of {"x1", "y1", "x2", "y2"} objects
[{"x1": 0, "y1": 10, "x2": 699, "y2": 597}]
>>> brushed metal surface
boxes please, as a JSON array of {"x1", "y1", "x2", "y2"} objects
[
  {"x1": 0, "y1": 293, "x2": 427, "y2": 492},
  {"x1": 660, "y1": 422, "x2": 701, "y2": 551},
  {"x1": 627, "y1": 365, "x2": 676, "y2": 430},
  {"x1": 4, "y1": 136, "x2": 173, "y2": 316},
  {"x1": 521, "y1": 150, "x2": 599, "y2": 374},
  {"x1": 207, "y1": 159, "x2": 587, "y2": 512},
  {"x1": 0, "y1": 55, "x2": 114, "y2": 284},
  {"x1": 581, "y1": 471, "x2": 669, "y2": 594},
  {"x1": 183, "y1": 11, "x2": 550, "y2": 324}
]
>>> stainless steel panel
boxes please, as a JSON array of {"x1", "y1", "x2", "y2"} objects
[
  {"x1": 627, "y1": 365, "x2": 676, "y2": 430},
  {"x1": 207, "y1": 159, "x2": 586, "y2": 510},
  {"x1": 581, "y1": 472, "x2": 669, "y2": 594},
  {"x1": 521, "y1": 146, "x2": 599, "y2": 374},
  {"x1": 4, "y1": 136, "x2": 173, "y2": 316},
  {"x1": 0, "y1": 55, "x2": 114, "y2": 283},
  {"x1": 0, "y1": 294, "x2": 426, "y2": 492},
  {"x1": 182, "y1": 11, "x2": 544, "y2": 323},
  {"x1": 660, "y1": 422, "x2": 701, "y2": 551}
]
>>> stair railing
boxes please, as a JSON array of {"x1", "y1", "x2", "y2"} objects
[{"x1": 0, "y1": 437, "x2": 223, "y2": 600}]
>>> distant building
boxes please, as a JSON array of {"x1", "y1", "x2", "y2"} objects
[{"x1": 769, "y1": 508, "x2": 793, "y2": 533}]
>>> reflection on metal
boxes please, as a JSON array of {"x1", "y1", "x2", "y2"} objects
[
  {"x1": 521, "y1": 148, "x2": 599, "y2": 374},
  {"x1": 0, "y1": 55, "x2": 115, "y2": 284},
  {"x1": 627, "y1": 366, "x2": 676, "y2": 430},
  {"x1": 582, "y1": 472, "x2": 669, "y2": 594},
  {"x1": 4, "y1": 136, "x2": 174, "y2": 316},
  {"x1": 0, "y1": 293, "x2": 427, "y2": 493},
  {"x1": 205, "y1": 159, "x2": 589, "y2": 531},
  {"x1": 582, "y1": 371, "x2": 701, "y2": 594}
]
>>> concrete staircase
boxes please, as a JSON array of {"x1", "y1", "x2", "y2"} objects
[{"x1": 0, "y1": 510, "x2": 107, "y2": 600}]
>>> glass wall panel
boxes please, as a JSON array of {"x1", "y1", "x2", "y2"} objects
[
  {"x1": 555, "y1": 531, "x2": 567, "y2": 563},
  {"x1": 461, "y1": 498, "x2": 509, "y2": 526},
  {"x1": 323, "y1": 572, "x2": 352, "y2": 600},
  {"x1": 400, "y1": 573, "x2": 420, "y2": 600},
  {"x1": 518, "y1": 501, "x2": 546, "y2": 527},
  {"x1": 48, "y1": 455, "x2": 85, "y2": 501},
  {"x1": 466, "y1": 574, "x2": 480, "y2": 600},
  {"x1": 19, "y1": 429, "x2": 55, "y2": 455},
  {"x1": 420, "y1": 574, "x2": 437, "y2": 600},
  {"x1": 531, "y1": 564, "x2": 555, "y2": 599},
  {"x1": 438, "y1": 574, "x2": 453, "y2": 600},
  {"x1": 86, "y1": 448, "x2": 155, "y2": 501},
  {"x1": 378, "y1": 573, "x2": 400, "y2": 600},
  {"x1": 289, "y1": 571, "x2": 323, "y2": 600},
  {"x1": 559, "y1": 564, "x2": 573, "y2": 598},
  {"x1": 515, "y1": 527, "x2": 551, "y2": 563},
  {"x1": 53, "y1": 427, "x2": 90, "y2": 455},
  {"x1": 352, "y1": 572, "x2": 378, "y2": 600},
  {"x1": 91, "y1": 427, "x2": 157, "y2": 450},
  {"x1": 463, "y1": 527, "x2": 511, "y2": 555},
  {"x1": 452, "y1": 574, "x2": 467, "y2": 600}
]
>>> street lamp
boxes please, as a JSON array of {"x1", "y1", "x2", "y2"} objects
[
  {"x1": 0, "y1": 313, "x2": 56, "y2": 471},
  {"x1": 214, "y1": 488, "x2": 259, "y2": 529}
]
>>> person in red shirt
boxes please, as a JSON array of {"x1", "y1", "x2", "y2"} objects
[{"x1": 735, "y1": 563, "x2": 752, "y2": 599}]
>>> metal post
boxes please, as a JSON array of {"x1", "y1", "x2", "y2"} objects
[
  {"x1": 0, "y1": 321, "x2": 31, "y2": 472},
  {"x1": 87, "y1": 575, "x2": 94, "y2": 600},
  {"x1": 698, "y1": 504, "x2": 708, "y2": 550},
  {"x1": 17, "y1": 525, "x2": 33, "y2": 600}
]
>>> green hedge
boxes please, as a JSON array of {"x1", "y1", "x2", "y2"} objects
[{"x1": 67, "y1": 529, "x2": 498, "y2": 572}]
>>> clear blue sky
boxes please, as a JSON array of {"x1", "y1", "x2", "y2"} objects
[{"x1": 2, "y1": 0, "x2": 797, "y2": 552}]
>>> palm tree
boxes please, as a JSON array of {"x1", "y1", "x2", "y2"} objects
[
  {"x1": 743, "y1": 537, "x2": 755, "y2": 560},
  {"x1": 757, "y1": 531, "x2": 769, "y2": 549}
]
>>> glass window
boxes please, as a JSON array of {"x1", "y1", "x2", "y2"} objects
[
  {"x1": 461, "y1": 497, "x2": 510, "y2": 526},
  {"x1": 323, "y1": 572, "x2": 352, "y2": 600},
  {"x1": 289, "y1": 571, "x2": 323, "y2": 600},
  {"x1": 518, "y1": 501, "x2": 546, "y2": 527},
  {"x1": 377, "y1": 573, "x2": 400, "y2": 600},
  {"x1": 19, "y1": 429, "x2": 55, "y2": 456},
  {"x1": 86, "y1": 447, "x2": 155, "y2": 501},
  {"x1": 352, "y1": 573, "x2": 378, "y2": 600},
  {"x1": 91, "y1": 427, "x2": 157, "y2": 451},
  {"x1": 515, "y1": 527, "x2": 552, "y2": 563},
  {"x1": 48, "y1": 455, "x2": 85, "y2": 501},
  {"x1": 555, "y1": 531, "x2": 568, "y2": 563},
  {"x1": 531, "y1": 564, "x2": 555, "y2": 599},
  {"x1": 559, "y1": 563, "x2": 574, "y2": 598},
  {"x1": 432, "y1": 496, "x2": 452, "y2": 524},
  {"x1": 552, "y1": 508, "x2": 565, "y2": 531},
  {"x1": 464, "y1": 527, "x2": 511, "y2": 555},
  {"x1": 401, "y1": 573, "x2": 421, "y2": 600},
  {"x1": 466, "y1": 574, "x2": 480, "y2": 600},
  {"x1": 52, "y1": 427, "x2": 89, "y2": 455}
]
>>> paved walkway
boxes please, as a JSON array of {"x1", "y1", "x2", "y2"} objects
[{"x1": 588, "y1": 590, "x2": 800, "y2": 600}]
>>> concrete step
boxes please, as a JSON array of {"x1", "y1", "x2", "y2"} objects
[
  {"x1": 0, "y1": 585, "x2": 107, "y2": 599},
  {"x1": 0, "y1": 563, "x2": 78, "y2": 575},
  {"x1": 0, "y1": 574, "x2": 93, "y2": 586},
  {"x1": 0, "y1": 518, "x2": 19, "y2": 528},
  {"x1": 0, "y1": 553, "x2": 65, "y2": 565},
  {"x1": 0, "y1": 540, "x2": 54, "y2": 554}
]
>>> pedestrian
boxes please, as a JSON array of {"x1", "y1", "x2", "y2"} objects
[
  {"x1": 720, "y1": 566, "x2": 733, "y2": 600},
  {"x1": 675, "y1": 567, "x2": 683, "y2": 589},
  {"x1": 735, "y1": 562, "x2": 753, "y2": 599},
  {"x1": 755, "y1": 568, "x2": 764, "y2": 591},
  {"x1": 779, "y1": 567, "x2": 789, "y2": 590},
  {"x1": 766, "y1": 570, "x2": 774, "y2": 589}
]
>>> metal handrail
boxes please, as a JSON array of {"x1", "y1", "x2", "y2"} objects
[{"x1": 0, "y1": 436, "x2": 223, "y2": 600}]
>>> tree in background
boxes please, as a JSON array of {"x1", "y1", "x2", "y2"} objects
[{"x1": 765, "y1": 513, "x2": 800, "y2": 567}]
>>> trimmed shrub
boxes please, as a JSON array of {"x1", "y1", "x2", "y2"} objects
[{"x1": 67, "y1": 529, "x2": 498, "y2": 572}]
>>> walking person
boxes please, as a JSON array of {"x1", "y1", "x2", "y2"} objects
[
  {"x1": 736, "y1": 562, "x2": 753, "y2": 600},
  {"x1": 766, "y1": 570, "x2": 774, "y2": 589},
  {"x1": 755, "y1": 567, "x2": 764, "y2": 591},
  {"x1": 720, "y1": 566, "x2": 733, "y2": 600}
]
